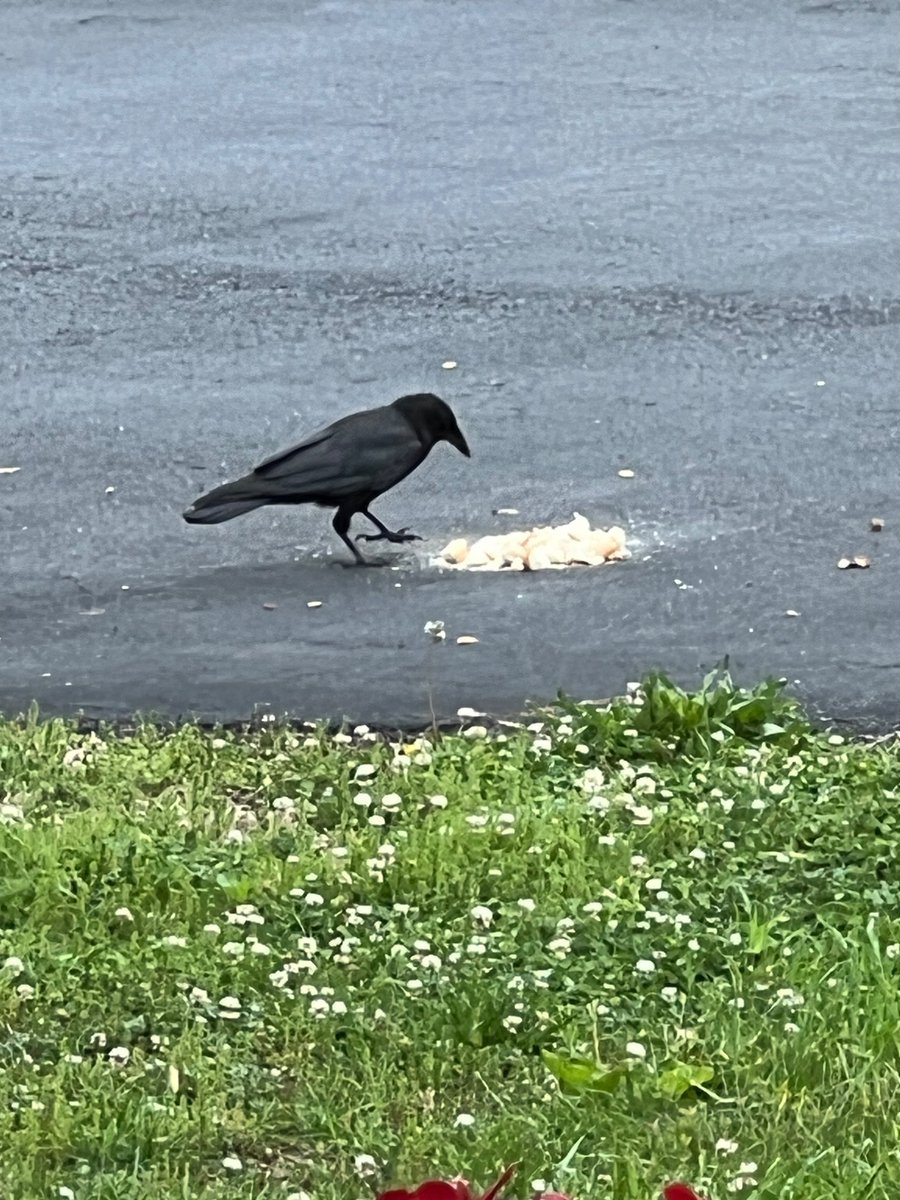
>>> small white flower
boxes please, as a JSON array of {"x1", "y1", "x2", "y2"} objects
[
  {"x1": 784, "y1": 1021, "x2": 800, "y2": 1034},
  {"x1": 635, "y1": 958, "x2": 656, "y2": 974},
  {"x1": 189, "y1": 986, "x2": 209, "y2": 1004},
  {"x1": 304, "y1": 893, "x2": 325, "y2": 906},
  {"x1": 471, "y1": 905, "x2": 494, "y2": 927},
  {"x1": 2, "y1": 956, "x2": 24, "y2": 976},
  {"x1": 466, "y1": 814, "x2": 489, "y2": 828},
  {"x1": 625, "y1": 1041, "x2": 646, "y2": 1059},
  {"x1": 368, "y1": 814, "x2": 386, "y2": 827},
  {"x1": 222, "y1": 942, "x2": 244, "y2": 956},
  {"x1": 249, "y1": 941, "x2": 271, "y2": 956},
  {"x1": 645, "y1": 878, "x2": 663, "y2": 892},
  {"x1": 886, "y1": 943, "x2": 900, "y2": 959},
  {"x1": 716, "y1": 1138, "x2": 739, "y2": 1155},
  {"x1": 108, "y1": 1046, "x2": 130, "y2": 1066},
  {"x1": 58, "y1": 1189, "x2": 75, "y2": 1200},
  {"x1": 203, "y1": 923, "x2": 221, "y2": 935},
  {"x1": 739, "y1": 1163, "x2": 758, "y2": 1175},
  {"x1": 429, "y1": 794, "x2": 449, "y2": 808},
  {"x1": 531, "y1": 1182, "x2": 547, "y2": 1194},
  {"x1": 381, "y1": 792, "x2": 403, "y2": 810},
  {"x1": 729, "y1": 932, "x2": 743, "y2": 946},
  {"x1": 517, "y1": 898, "x2": 537, "y2": 912},
  {"x1": 16, "y1": 983, "x2": 34, "y2": 1000},
  {"x1": 331, "y1": 1000, "x2": 348, "y2": 1015},
  {"x1": 218, "y1": 995, "x2": 241, "y2": 1011},
  {"x1": 689, "y1": 847, "x2": 707, "y2": 861},
  {"x1": 114, "y1": 907, "x2": 134, "y2": 921},
  {"x1": 162, "y1": 935, "x2": 187, "y2": 948},
  {"x1": 309, "y1": 998, "x2": 330, "y2": 1015},
  {"x1": 688, "y1": 938, "x2": 701, "y2": 951},
  {"x1": 355, "y1": 763, "x2": 377, "y2": 779},
  {"x1": 454, "y1": 1112, "x2": 476, "y2": 1128},
  {"x1": 661, "y1": 986, "x2": 678, "y2": 1002},
  {"x1": 354, "y1": 1153, "x2": 378, "y2": 1178},
  {"x1": 221, "y1": 1156, "x2": 243, "y2": 1171},
  {"x1": 420, "y1": 955, "x2": 442, "y2": 971},
  {"x1": 406, "y1": 979, "x2": 424, "y2": 991}
]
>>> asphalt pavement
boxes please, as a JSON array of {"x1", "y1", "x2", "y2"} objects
[{"x1": 3, "y1": 0, "x2": 900, "y2": 728}]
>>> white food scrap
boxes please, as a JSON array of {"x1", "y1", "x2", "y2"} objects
[{"x1": 433, "y1": 512, "x2": 630, "y2": 572}]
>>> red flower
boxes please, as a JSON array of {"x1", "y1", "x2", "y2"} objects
[
  {"x1": 378, "y1": 1164, "x2": 519, "y2": 1200},
  {"x1": 663, "y1": 1184, "x2": 705, "y2": 1200}
]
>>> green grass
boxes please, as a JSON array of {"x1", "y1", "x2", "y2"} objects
[{"x1": 1, "y1": 675, "x2": 900, "y2": 1199}]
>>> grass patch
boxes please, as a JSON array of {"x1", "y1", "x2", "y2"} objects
[{"x1": 1, "y1": 678, "x2": 899, "y2": 1198}]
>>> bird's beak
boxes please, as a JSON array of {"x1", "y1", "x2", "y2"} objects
[{"x1": 447, "y1": 425, "x2": 471, "y2": 457}]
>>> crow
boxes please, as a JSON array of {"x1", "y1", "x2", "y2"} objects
[{"x1": 183, "y1": 392, "x2": 471, "y2": 565}]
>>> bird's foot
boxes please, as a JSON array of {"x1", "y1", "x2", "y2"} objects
[{"x1": 355, "y1": 526, "x2": 422, "y2": 544}]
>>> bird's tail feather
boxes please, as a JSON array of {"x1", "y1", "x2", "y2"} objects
[{"x1": 183, "y1": 475, "x2": 267, "y2": 525}]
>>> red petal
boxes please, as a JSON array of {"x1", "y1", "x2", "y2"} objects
[
  {"x1": 663, "y1": 1184, "x2": 704, "y2": 1200},
  {"x1": 480, "y1": 1164, "x2": 518, "y2": 1200},
  {"x1": 378, "y1": 1184, "x2": 465, "y2": 1200},
  {"x1": 417, "y1": 1184, "x2": 472, "y2": 1200}
]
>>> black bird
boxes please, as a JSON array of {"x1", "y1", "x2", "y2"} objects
[{"x1": 183, "y1": 392, "x2": 471, "y2": 565}]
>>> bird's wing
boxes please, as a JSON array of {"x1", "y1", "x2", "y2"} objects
[{"x1": 252, "y1": 407, "x2": 425, "y2": 499}]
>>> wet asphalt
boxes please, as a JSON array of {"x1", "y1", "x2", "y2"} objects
[{"x1": 3, "y1": 0, "x2": 900, "y2": 728}]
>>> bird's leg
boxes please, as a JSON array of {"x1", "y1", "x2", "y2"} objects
[
  {"x1": 332, "y1": 507, "x2": 385, "y2": 567},
  {"x1": 355, "y1": 509, "x2": 422, "y2": 544}
]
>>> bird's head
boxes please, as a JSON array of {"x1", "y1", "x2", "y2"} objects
[{"x1": 393, "y1": 393, "x2": 471, "y2": 457}]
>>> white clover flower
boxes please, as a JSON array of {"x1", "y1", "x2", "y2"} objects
[
  {"x1": 470, "y1": 905, "x2": 494, "y2": 927},
  {"x1": 716, "y1": 1138, "x2": 739, "y2": 1155},
  {"x1": 645, "y1": 878, "x2": 663, "y2": 892},
  {"x1": 729, "y1": 932, "x2": 743, "y2": 946},
  {"x1": 355, "y1": 764, "x2": 377, "y2": 779},
  {"x1": 304, "y1": 893, "x2": 325, "y2": 906},
  {"x1": 689, "y1": 847, "x2": 707, "y2": 861},
  {"x1": 625, "y1": 1041, "x2": 646, "y2": 1059},
  {"x1": 189, "y1": 986, "x2": 209, "y2": 1004},
  {"x1": 635, "y1": 959, "x2": 656, "y2": 974},
  {"x1": 429, "y1": 794, "x2": 449, "y2": 808},
  {"x1": 517, "y1": 898, "x2": 537, "y2": 913},
  {"x1": 162, "y1": 935, "x2": 187, "y2": 948},
  {"x1": 114, "y1": 906, "x2": 134, "y2": 921},
  {"x1": 222, "y1": 942, "x2": 244, "y2": 956},
  {"x1": 661, "y1": 986, "x2": 678, "y2": 1002},
  {"x1": 108, "y1": 1046, "x2": 130, "y2": 1066},
  {"x1": 2, "y1": 956, "x2": 24, "y2": 976},
  {"x1": 547, "y1": 937, "x2": 571, "y2": 959},
  {"x1": 249, "y1": 941, "x2": 271, "y2": 956},
  {"x1": 331, "y1": 1000, "x2": 348, "y2": 1015},
  {"x1": 420, "y1": 955, "x2": 442, "y2": 971},
  {"x1": 368, "y1": 814, "x2": 386, "y2": 827},
  {"x1": 454, "y1": 1112, "x2": 475, "y2": 1128},
  {"x1": 354, "y1": 1154, "x2": 379, "y2": 1178},
  {"x1": 466, "y1": 814, "x2": 489, "y2": 828},
  {"x1": 222, "y1": 1156, "x2": 243, "y2": 1171},
  {"x1": 218, "y1": 995, "x2": 241, "y2": 1011},
  {"x1": 381, "y1": 793, "x2": 402, "y2": 810}
]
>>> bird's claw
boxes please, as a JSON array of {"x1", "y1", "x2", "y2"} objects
[{"x1": 355, "y1": 527, "x2": 422, "y2": 544}]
